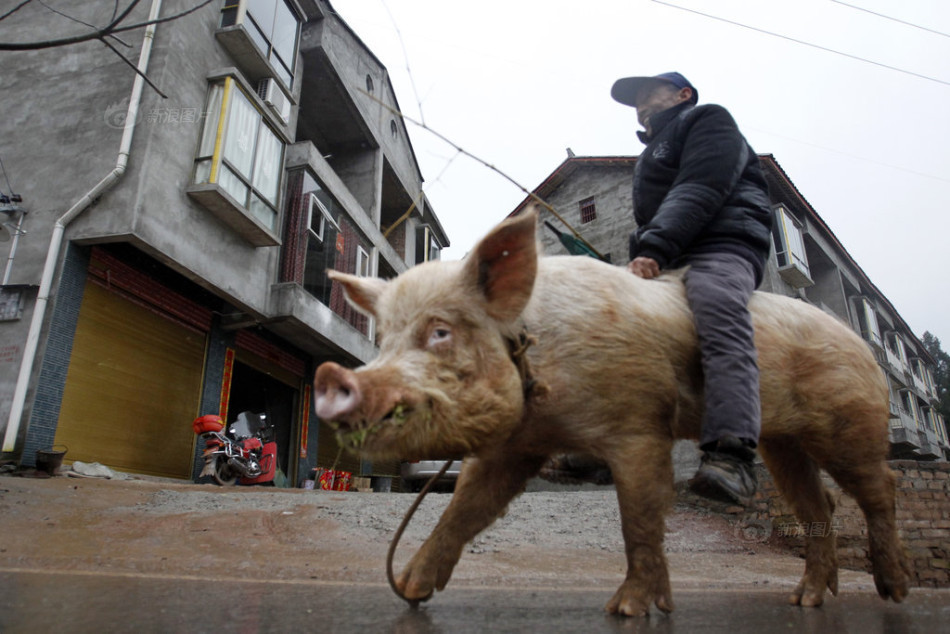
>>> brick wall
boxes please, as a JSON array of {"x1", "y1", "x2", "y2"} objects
[{"x1": 743, "y1": 460, "x2": 950, "y2": 588}]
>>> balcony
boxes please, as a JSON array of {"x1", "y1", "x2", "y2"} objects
[
  {"x1": 266, "y1": 282, "x2": 377, "y2": 364},
  {"x1": 916, "y1": 430, "x2": 941, "y2": 460},
  {"x1": 889, "y1": 426, "x2": 920, "y2": 454},
  {"x1": 186, "y1": 183, "x2": 281, "y2": 247},
  {"x1": 777, "y1": 263, "x2": 814, "y2": 289}
]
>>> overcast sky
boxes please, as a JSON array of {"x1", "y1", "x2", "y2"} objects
[{"x1": 330, "y1": 0, "x2": 950, "y2": 348}]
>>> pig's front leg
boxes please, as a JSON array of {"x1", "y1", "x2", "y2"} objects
[
  {"x1": 604, "y1": 434, "x2": 676, "y2": 617},
  {"x1": 396, "y1": 451, "x2": 544, "y2": 601}
]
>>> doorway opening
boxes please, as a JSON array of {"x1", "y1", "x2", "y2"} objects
[{"x1": 226, "y1": 360, "x2": 298, "y2": 485}]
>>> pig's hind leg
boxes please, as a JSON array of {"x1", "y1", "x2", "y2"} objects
[
  {"x1": 758, "y1": 438, "x2": 839, "y2": 607},
  {"x1": 395, "y1": 451, "x2": 545, "y2": 601},
  {"x1": 821, "y1": 453, "x2": 910, "y2": 603},
  {"x1": 604, "y1": 434, "x2": 676, "y2": 617}
]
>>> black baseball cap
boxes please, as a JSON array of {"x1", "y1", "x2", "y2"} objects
[{"x1": 611, "y1": 72, "x2": 698, "y2": 107}]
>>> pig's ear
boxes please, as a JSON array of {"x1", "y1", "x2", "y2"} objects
[
  {"x1": 328, "y1": 270, "x2": 387, "y2": 317},
  {"x1": 463, "y1": 209, "x2": 538, "y2": 322}
]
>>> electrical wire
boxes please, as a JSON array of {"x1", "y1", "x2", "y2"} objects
[
  {"x1": 830, "y1": 0, "x2": 950, "y2": 39},
  {"x1": 651, "y1": 0, "x2": 950, "y2": 87}
]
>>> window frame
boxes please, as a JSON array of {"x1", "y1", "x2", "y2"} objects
[
  {"x1": 219, "y1": 0, "x2": 302, "y2": 91},
  {"x1": 307, "y1": 192, "x2": 339, "y2": 244},
  {"x1": 356, "y1": 245, "x2": 370, "y2": 278},
  {"x1": 416, "y1": 225, "x2": 442, "y2": 264},
  {"x1": 191, "y1": 76, "x2": 285, "y2": 240},
  {"x1": 579, "y1": 196, "x2": 596, "y2": 224},
  {"x1": 860, "y1": 297, "x2": 883, "y2": 349}
]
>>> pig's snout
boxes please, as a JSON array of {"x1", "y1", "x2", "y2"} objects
[{"x1": 314, "y1": 362, "x2": 362, "y2": 423}]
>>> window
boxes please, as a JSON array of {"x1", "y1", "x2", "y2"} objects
[
  {"x1": 301, "y1": 185, "x2": 342, "y2": 305},
  {"x1": 356, "y1": 246, "x2": 370, "y2": 277},
  {"x1": 860, "y1": 298, "x2": 883, "y2": 349},
  {"x1": 579, "y1": 197, "x2": 596, "y2": 224},
  {"x1": 221, "y1": 0, "x2": 300, "y2": 88},
  {"x1": 771, "y1": 204, "x2": 812, "y2": 287},
  {"x1": 415, "y1": 225, "x2": 442, "y2": 264},
  {"x1": 290, "y1": 175, "x2": 370, "y2": 335},
  {"x1": 924, "y1": 367, "x2": 937, "y2": 395},
  {"x1": 886, "y1": 332, "x2": 908, "y2": 368},
  {"x1": 307, "y1": 192, "x2": 338, "y2": 244},
  {"x1": 192, "y1": 77, "x2": 284, "y2": 242},
  {"x1": 899, "y1": 390, "x2": 919, "y2": 428}
]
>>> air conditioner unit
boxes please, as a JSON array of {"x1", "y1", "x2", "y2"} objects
[{"x1": 256, "y1": 78, "x2": 291, "y2": 124}]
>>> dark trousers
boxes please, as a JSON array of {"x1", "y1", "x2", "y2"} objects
[{"x1": 682, "y1": 252, "x2": 761, "y2": 449}]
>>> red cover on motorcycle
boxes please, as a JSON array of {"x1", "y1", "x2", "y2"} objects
[
  {"x1": 192, "y1": 415, "x2": 224, "y2": 434},
  {"x1": 241, "y1": 442, "x2": 277, "y2": 485}
]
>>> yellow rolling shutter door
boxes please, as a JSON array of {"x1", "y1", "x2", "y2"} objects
[{"x1": 54, "y1": 282, "x2": 206, "y2": 479}]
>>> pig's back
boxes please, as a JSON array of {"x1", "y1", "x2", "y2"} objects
[{"x1": 524, "y1": 254, "x2": 868, "y2": 375}]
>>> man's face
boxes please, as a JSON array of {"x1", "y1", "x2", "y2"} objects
[{"x1": 634, "y1": 82, "x2": 691, "y2": 134}]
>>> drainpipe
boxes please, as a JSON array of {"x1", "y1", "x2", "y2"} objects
[{"x1": 3, "y1": 0, "x2": 163, "y2": 454}]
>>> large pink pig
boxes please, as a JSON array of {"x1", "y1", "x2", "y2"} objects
[{"x1": 314, "y1": 210, "x2": 909, "y2": 616}]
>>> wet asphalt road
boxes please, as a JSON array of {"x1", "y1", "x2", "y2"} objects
[{"x1": 2, "y1": 569, "x2": 948, "y2": 633}]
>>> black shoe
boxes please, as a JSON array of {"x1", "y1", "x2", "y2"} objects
[
  {"x1": 688, "y1": 436, "x2": 757, "y2": 506},
  {"x1": 539, "y1": 454, "x2": 613, "y2": 485}
]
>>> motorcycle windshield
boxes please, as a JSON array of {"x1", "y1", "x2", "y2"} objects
[{"x1": 229, "y1": 411, "x2": 263, "y2": 440}]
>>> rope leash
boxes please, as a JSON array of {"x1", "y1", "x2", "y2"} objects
[
  {"x1": 386, "y1": 458, "x2": 454, "y2": 608},
  {"x1": 386, "y1": 327, "x2": 542, "y2": 607}
]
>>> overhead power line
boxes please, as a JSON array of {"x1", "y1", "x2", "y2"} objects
[
  {"x1": 651, "y1": 0, "x2": 950, "y2": 87},
  {"x1": 830, "y1": 0, "x2": 950, "y2": 39}
]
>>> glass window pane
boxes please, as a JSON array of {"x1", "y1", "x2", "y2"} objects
[
  {"x1": 194, "y1": 159, "x2": 212, "y2": 185},
  {"x1": 863, "y1": 299, "x2": 882, "y2": 345},
  {"x1": 246, "y1": 20, "x2": 269, "y2": 57},
  {"x1": 356, "y1": 248, "x2": 369, "y2": 277},
  {"x1": 197, "y1": 83, "x2": 224, "y2": 157},
  {"x1": 271, "y1": 55, "x2": 292, "y2": 87},
  {"x1": 223, "y1": 89, "x2": 260, "y2": 180},
  {"x1": 218, "y1": 165, "x2": 249, "y2": 206},
  {"x1": 271, "y1": 0, "x2": 298, "y2": 75},
  {"x1": 245, "y1": 0, "x2": 275, "y2": 42},
  {"x1": 303, "y1": 229, "x2": 332, "y2": 305},
  {"x1": 249, "y1": 194, "x2": 276, "y2": 230},
  {"x1": 252, "y1": 123, "x2": 282, "y2": 204},
  {"x1": 220, "y1": 5, "x2": 238, "y2": 27}
]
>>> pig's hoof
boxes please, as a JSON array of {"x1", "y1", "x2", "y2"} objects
[
  {"x1": 872, "y1": 564, "x2": 909, "y2": 603},
  {"x1": 397, "y1": 579, "x2": 434, "y2": 603},
  {"x1": 788, "y1": 568, "x2": 837, "y2": 607},
  {"x1": 395, "y1": 570, "x2": 435, "y2": 603},
  {"x1": 605, "y1": 581, "x2": 674, "y2": 617}
]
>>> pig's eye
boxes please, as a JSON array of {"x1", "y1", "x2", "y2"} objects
[{"x1": 426, "y1": 323, "x2": 453, "y2": 350}]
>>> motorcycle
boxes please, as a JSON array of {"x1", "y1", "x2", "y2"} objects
[{"x1": 192, "y1": 411, "x2": 277, "y2": 486}]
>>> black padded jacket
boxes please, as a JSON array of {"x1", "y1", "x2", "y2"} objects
[{"x1": 629, "y1": 101, "x2": 773, "y2": 283}]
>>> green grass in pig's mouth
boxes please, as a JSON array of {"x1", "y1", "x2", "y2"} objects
[{"x1": 334, "y1": 403, "x2": 416, "y2": 452}]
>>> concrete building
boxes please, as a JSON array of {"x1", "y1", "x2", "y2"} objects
[
  {"x1": 0, "y1": 0, "x2": 448, "y2": 484},
  {"x1": 512, "y1": 154, "x2": 949, "y2": 461}
]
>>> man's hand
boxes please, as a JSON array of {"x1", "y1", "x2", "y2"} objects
[{"x1": 627, "y1": 257, "x2": 661, "y2": 279}]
